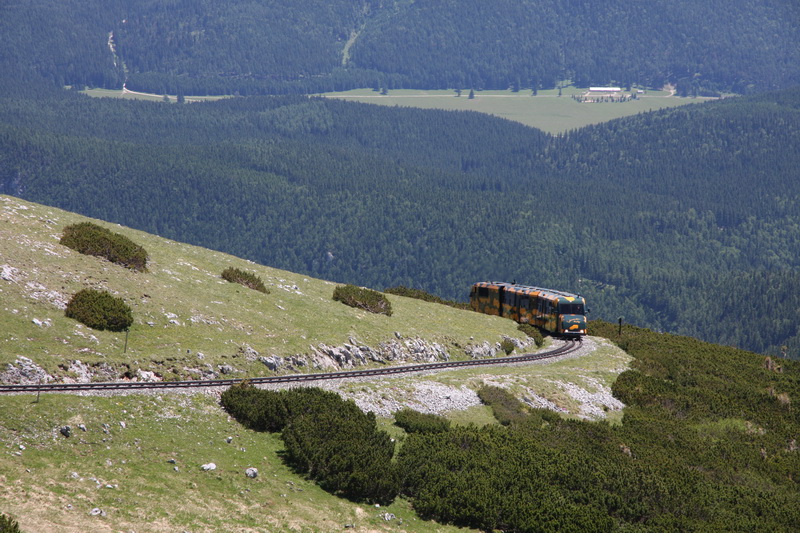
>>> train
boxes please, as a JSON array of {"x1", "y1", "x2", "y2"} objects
[{"x1": 469, "y1": 281, "x2": 587, "y2": 336}]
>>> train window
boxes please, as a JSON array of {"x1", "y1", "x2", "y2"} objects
[
  {"x1": 520, "y1": 297, "x2": 530, "y2": 309},
  {"x1": 559, "y1": 303, "x2": 585, "y2": 315},
  {"x1": 478, "y1": 287, "x2": 489, "y2": 298}
]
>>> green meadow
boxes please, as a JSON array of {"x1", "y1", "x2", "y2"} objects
[{"x1": 320, "y1": 88, "x2": 713, "y2": 134}]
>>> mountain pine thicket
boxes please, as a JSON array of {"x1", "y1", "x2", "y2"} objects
[{"x1": 219, "y1": 323, "x2": 800, "y2": 531}]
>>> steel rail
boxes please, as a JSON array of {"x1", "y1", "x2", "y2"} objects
[{"x1": 0, "y1": 338, "x2": 581, "y2": 394}]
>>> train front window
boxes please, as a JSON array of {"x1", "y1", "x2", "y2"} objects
[{"x1": 559, "y1": 303, "x2": 584, "y2": 315}]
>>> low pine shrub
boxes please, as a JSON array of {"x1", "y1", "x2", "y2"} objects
[
  {"x1": 333, "y1": 284, "x2": 392, "y2": 316},
  {"x1": 222, "y1": 384, "x2": 400, "y2": 504},
  {"x1": 221, "y1": 267, "x2": 269, "y2": 293},
  {"x1": 60, "y1": 222, "x2": 148, "y2": 272},
  {"x1": 0, "y1": 513, "x2": 21, "y2": 533},
  {"x1": 220, "y1": 382, "x2": 288, "y2": 432},
  {"x1": 500, "y1": 338, "x2": 515, "y2": 355},
  {"x1": 65, "y1": 289, "x2": 133, "y2": 331},
  {"x1": 518, "y1": 323, "x2": 544, "y2": 347},
  {"x1": 394, "y1": 408, "x2": 451, "y2": 434},
  {"x1": 477, "y1": 385, "x2": 532, "y2": 426}
]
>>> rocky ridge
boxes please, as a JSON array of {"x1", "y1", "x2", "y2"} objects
[{"x1": 0, "y1": 333, "x2": 533, "y2": 385}]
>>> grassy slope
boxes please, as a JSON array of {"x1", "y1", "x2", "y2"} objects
[
  {"x1": 0, "y1": 195, "x2": 633, "y2": 532},
  {"x1": 0, "y1": 194, "x2": 527, "y2": 381}
]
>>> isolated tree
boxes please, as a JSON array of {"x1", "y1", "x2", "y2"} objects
[{"x1": 468, "y1": 88, "x2": 475, "y2": 99}]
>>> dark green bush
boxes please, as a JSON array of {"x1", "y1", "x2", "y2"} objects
[
  {"x1": 333, "y1": 284, "x2": 392, "y2": 316},
  {"x1": 222, "y1": 384, "x2": 401, "y2": 504},
  {"x1": 220, "y1": 382, "x2": 287, "y2": 432},
  {"x1": 221, "y1": 267, "x2": 269, "y2": 294},
  {"x1": 64, "y1": 288, "x2": 133, "y2": 331},
  {"x1": 384, "y1": 286, "x2": 470, "y2": 310},
  {"x1": 0, "y1": 513, "x2": 21, "y2": 533},
  {"x1": 518, "y1": 323, "x2": 544, "y2": 347},
  {"x1": 394, "y1": 408, "x2": 451, "y2": 434},
  {"x1": 500, "y1": 338, "x2": 515, "y2": 355},
  {"x1": 60, "y1": 222, "x2": 148, "y2": 272},
  {"x1": 477, "y1": 385, "x2": 533, "y2": 426}
]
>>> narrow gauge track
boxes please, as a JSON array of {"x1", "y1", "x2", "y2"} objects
[{"x1": 0, "y1": 338, "x2": 581, "y2": 394}]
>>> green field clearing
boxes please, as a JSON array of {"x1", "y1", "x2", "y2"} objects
[
  {"x1": 82, "y1": 86, "x2": 714, "y2": 134},
  {"x1": 320, "y1": 88, "x2": 714, "y2": 134}
]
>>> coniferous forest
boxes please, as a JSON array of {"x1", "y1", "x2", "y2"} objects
[
  {"x1": 1, "y1": 1, "x2": 798, "y2": 96},
  {"x1": 1, "y1": 62, "x2": 799, "y2": 358}
]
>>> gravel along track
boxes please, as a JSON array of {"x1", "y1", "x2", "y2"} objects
[{"x1": 0, "y1": 339, "x2": 585, "y2": 400}]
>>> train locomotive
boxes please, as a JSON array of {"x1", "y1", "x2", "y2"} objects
[{"x1": 469, "y1": 281, "x2": 587, "y2": 336}]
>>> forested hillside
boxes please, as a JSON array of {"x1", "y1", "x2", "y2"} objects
[
  {"x1": 1, "y1": 0, "x2": 798, "y2": 95},
  {"x1": 1, "y1": 68, "x2": 799, "y2": 358}
]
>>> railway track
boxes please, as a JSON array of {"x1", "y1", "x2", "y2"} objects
[{"x1": 0, "y1": 338, "x2": 582, "y2": 394}]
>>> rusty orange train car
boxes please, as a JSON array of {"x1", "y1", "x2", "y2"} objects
[{"x1": 469, "y1": 281, "x2": 587, "y2": 336}]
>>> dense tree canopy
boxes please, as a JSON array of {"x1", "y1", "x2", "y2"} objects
[{"x1": 1, "y1": 0, "x2": 798, "y2": 95}]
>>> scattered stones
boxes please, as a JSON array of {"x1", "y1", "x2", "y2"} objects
[
  {"x1": 0, "y1": 356, "x2": 52, "y2": 385},
  {"x1": 245, "y1": 467, "x2": 258, "y2": 478},
  {"x1": 226, "y1": 436, "x2": 233, "y2": 443},
  {"x1": 305, "y1": 335, "x2": 457, "y2": 371},
  {"x1": 60, "y1": 426, "x2": 71, "y2": 438},
  {"x1": 218, "y1": 364, "x2": 235, "y2": 375},
  {"x1": 465, "y1": 341, "x2": 498, "y2": 359},
  {"x1": 136, "y1": 369, "x2": 160, "y2": 382},
  {"x1": 237, "y1": 345, "x2": 260, "y2": 360},
  {"x1": 381, "y1": 512, "x2": 396, "y2": 521},
  {"x1": 119, "y1": 421, "x2": 126, "y2": 429},
  {"x1": 64, "y1": 360, "x2": 117, "y2": 383},
  {"x1": 201, "y1": 463, "x2": 216, "y2": 471},
  {"x1": 259, "y1": 355, "x2": 282, "y2": 371},
  {"x1": 89, "y1": 508, "x2": 105, "y2": 517},
  {"x1": 78, "y1": 424, "x2": 87, "y2": 432},
  {"x1": 1, "y1": 264, "x2": 19, "y2": 282}
]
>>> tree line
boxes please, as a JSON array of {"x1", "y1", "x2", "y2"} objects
[{"x1": 2, "y1": 0, "x2": 798, "y2": 95}]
